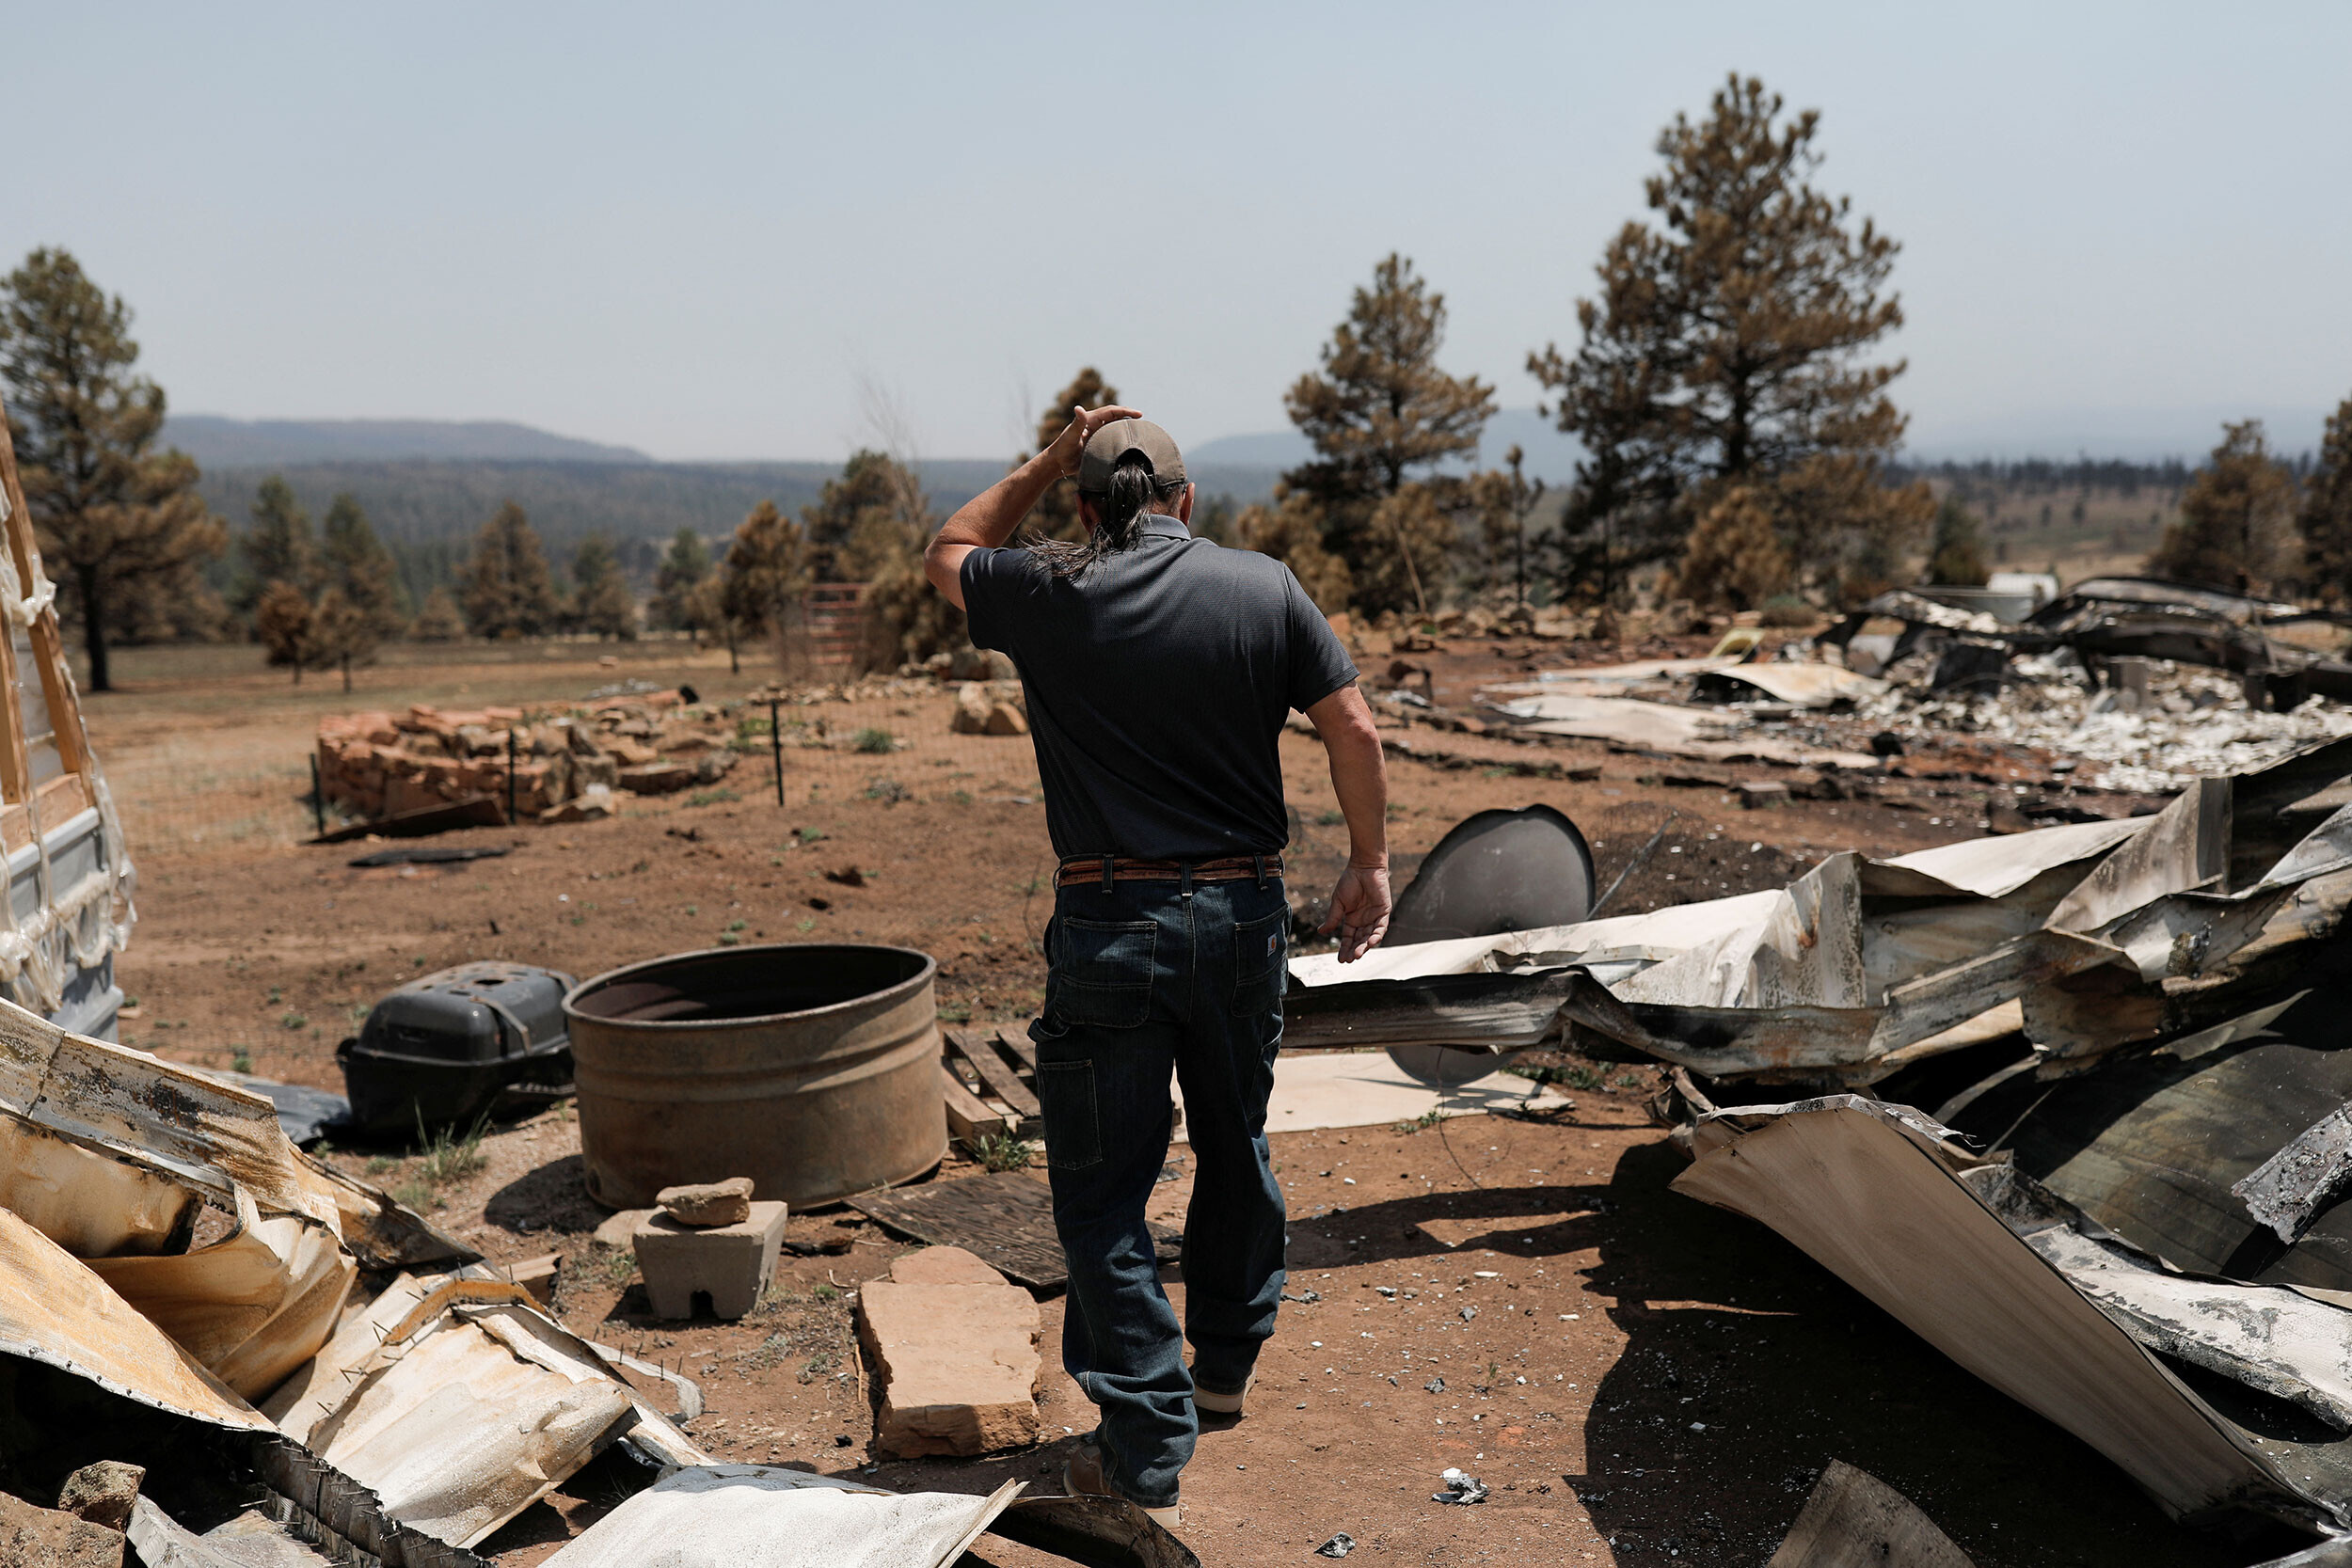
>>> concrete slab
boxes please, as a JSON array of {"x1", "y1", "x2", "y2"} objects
[
  {"x1": 1172, "y1": 1050, "x2": 1569, "y2": 1141},
  {"x1": 857, "y1": 1245, "x2": 1042, "y2": 1458},
  {"x1": 592, "y1": 1209, "x2": 654, "y2": 1250}
]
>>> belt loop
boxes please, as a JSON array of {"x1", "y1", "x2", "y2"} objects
[
  {"x1": 1254, "y1": 853, "x2": 1267, "y2": 888},
  {"x1": 1100, "y1": 857, "x2": 1115, "y2": 895},
  {"x1": 1180, "y1": 863, "x2": 1194, "y2": 901}
]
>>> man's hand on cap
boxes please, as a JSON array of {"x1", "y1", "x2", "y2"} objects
[{"x1": 1046, "y1": 404, "x2": 1143, "y2": 478}]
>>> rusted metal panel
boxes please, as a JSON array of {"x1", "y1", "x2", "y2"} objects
[{"x1": 0, "y1": 1203, "x2": 272, "y2": 1433}]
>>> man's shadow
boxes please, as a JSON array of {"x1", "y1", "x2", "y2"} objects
[{"x1": 1279, "y1": 1137, "x2": 2268, "y2": 1566}]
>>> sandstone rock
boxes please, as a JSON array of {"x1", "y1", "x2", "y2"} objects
[
  {"x1": 983, "y1": 702, "x2": 1029, "y2": 736},
  {"x1": 634, "y1": 1201, "x2": 787, "y2": 1320},
  {"x1": 951, "y1": 683, "x2": 993, "y2": 735},
  {"x1": 0, "y1": 1489, "x2": 122, "y2": 1567},
  {"x1": 56, "y1": 1462, "x2": 143, "y2": 1530},
  {"x1": 658, "y1": 1177, "x2": 754, "y2": 1227},
  {"x1": 857, "y1": 1245, "x2": 1041, "y2": 1457}
]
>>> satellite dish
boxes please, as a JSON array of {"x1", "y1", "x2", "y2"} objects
[{"x1": 1380, "y1": 805, "x2": 1596, "y2": 1085}]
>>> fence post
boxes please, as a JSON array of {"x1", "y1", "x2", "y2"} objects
[
  {"x1": 309, "y1": 754, "x2": 325, "y2": 838},
  {"x1": 770, "y1": 698, "x2": 784, "y2": 807},
  {"x1": 506, "y1": 728, "x2": 518, "y2": 826}
]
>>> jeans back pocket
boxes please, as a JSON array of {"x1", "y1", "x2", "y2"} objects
[
  {"x1": 1232, "y1": 905, "x2": 1289, "y2": 1017},
  {"x1": 1047, "y1": 916, "x2": 1158, "y2": 1028}
]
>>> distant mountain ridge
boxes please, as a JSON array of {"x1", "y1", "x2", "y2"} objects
[
  {"x1": 1189, "y1": 407, "x2": 1585, "y2": 483},
  {"x1": 163, "y1": 416, "x2": 654, "y2": 467}
]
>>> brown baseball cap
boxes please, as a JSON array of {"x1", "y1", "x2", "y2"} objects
[{"x1": 1078, "y1": 418, "x2": 1186, "y2": 497}]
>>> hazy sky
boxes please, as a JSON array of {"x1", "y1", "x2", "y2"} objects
[{"x1": 8, "y1": 3, "x2": 2349, "y2": 462}]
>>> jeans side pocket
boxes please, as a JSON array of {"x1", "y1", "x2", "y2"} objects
[
  {"x1": 1232, "y1": 905, "x2": 1289, "y2": 1017},
  {"x1": 1036, "y1": 1058, "x2": 1102, "y2": 1170},
  {"x1": 1051, "y1": 916, "x2": 1157, "y2": 1029}
]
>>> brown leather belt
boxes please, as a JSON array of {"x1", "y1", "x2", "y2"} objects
[{"x1": 1057, "y1": 854, "x2": 1283, "y2": 891}]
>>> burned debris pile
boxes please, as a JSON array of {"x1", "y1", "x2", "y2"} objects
[
  {"x1": 0, "y1": 987, "x2": 1194, "y2": 1567},
  {"x1": 1291, "y1": 731, "x2": 2352, "y2": 1558},
  {"x1": 1457, "y1": 577, "x2": 2352, "y2": 800}
]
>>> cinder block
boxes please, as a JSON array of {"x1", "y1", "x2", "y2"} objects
[{"x1": 633, "y1": 1201, "x2": 787, "y2": 1320}]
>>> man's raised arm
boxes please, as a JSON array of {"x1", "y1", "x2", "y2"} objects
[{"x1": 924, "y1": 403, "x2": 1142, "y2": 610}]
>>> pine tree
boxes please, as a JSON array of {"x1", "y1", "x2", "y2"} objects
[
  {"x1": 320, "y1": 493, "x2": 402, "y2": 637},
  {"x1": 309, "y1": 589, "x2": 373, "y2": 691},
  {"x1": 1283, "y1": 255, "x2": 1494, "y2": 613},
  {"x1": 1017, "y1": 368, "x2": 1119, "y2": 546},
  {"x1": 238, "y1": 476, "x2": 315, "y2": 615},
  {"x1": 1234, "y1": 488, "x2": 1355, "y2": 615},
  {"x1": 2147, "y1": 421, "x2": 2298, "y2": 594},
  {"x1": 2299, "y1": 395, "x2": 2352, "y2": 606},
  {"x1": 1666, "y1": 486, "x2": 1791, "y2": 610},
  {"x1": 721, "y1": 501, "x2": 812, "y2": 642},
  {"x1": 459, "y1": 501, "x2": 560, "y2": 638},
  {"x1": 254, "y1": 579, "x2": 318, "y2": 684},
  {"x1": 410, "y1": 586, "x2": 465, "y2": 641},
  {"x1": 650, "y1": 527, "x2": 713, "y2": 630},
  {"x1": 1529, "y1": 75, "x2": 1931, "y2": 604},
  {"x1": 1467, "y1": 446, "x2": 1547, "y2": 606},
  {"x1": 570, "y1": 534, "x2": 637, "y2": 640},
  {"x1": 802, "y1": 451, "x2": 926, "y2": 581},
  {"x1": 1926, "y1": 493, "x2": 1990, "y2": 586},
  {"x1": 0, "y1": 247, "x2": 228, "y2": 691}
]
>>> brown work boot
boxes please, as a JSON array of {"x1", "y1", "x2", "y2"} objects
[
  {"x1": 1194, "y1": 1370, "x2": 1255, "y2": 1418},
  {"x1": 1063, "y1": 1440, "x2": 1182, "y2": 1529}
]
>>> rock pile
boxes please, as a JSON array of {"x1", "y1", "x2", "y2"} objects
[{"x1": 316, "y1": 688, "x2": 739, "y2": 827}]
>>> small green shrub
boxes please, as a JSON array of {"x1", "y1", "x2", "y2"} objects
[
  {"x1": 851, "y1": 728, "x2": 896, "y2": 754},
  {"x1": 963, "y1": 1132, "x2": 1037, "y2": 1172},
  {"x1": 1757, "y1": 594, "x2": 1815, "y2": 628}
]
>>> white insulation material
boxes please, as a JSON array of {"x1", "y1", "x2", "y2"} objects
[{"x1": 542, "y1": 1466, "x2": 1022, "y2": 1568}]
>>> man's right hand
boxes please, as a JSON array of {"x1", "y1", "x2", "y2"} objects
[
  {"x1": 1044, "y1": 403, "x2": 1144, "y2": 479},
  {"x1": 1321, "y1": 863, "x2": 1392, "y2": 963}
]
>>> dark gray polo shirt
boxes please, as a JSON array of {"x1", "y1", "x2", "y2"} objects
[{"x1": 961, "y1": 515, "x2": 1358, "y2": 862}]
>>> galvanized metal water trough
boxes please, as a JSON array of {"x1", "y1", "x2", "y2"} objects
[{"x1": 564, "y1": 943, "x2": 946, "y2": 1210}]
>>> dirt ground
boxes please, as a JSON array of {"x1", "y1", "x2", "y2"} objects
[{"x1": 83, "y1": 637, "x2": 2271, "y2": 1567}]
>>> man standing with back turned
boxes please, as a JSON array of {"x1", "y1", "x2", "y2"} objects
[{"x1": 924, "y1": 403, "x2": 1391, "y2": 1528}]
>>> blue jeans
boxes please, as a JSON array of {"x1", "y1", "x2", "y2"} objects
[{"x1": 1028, "y1": 873, "x2": 1290, "y2": 1509}]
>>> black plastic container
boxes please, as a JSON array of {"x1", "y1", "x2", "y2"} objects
[{"x1": 337, "y1": 961, "x2": 577, "y2": 1137}]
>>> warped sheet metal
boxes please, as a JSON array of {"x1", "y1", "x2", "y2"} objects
[
  {"x1": 543, "y1": 1466, "x2": 1025, "y2": 1568},
  {"x1": 87, "y1": 1185, "x2": 357, "y2": 1400},
  {"x1": 1673, "y1": 1098, "x2": 2344, "y2": 1531},
  {"x1": 1480, "y1": 691, "x2": 1881, "y2": 768},
  {"x1": 0, "y1": 994, "x2": 464, "y2": 1272},
  {"x1": 266, "y1": 1268, "x2": 707, "y2": 1546},
  {"x1": 1944, "y1": 999, "x2": 2352, "y2": 1294},
  {"x1": 1695, "y1": 662, "x2": 1889, "y2": 708},
  {"x1": 0, "y1": 994, "x2": 468, "y2": 1398},
  {"x1": 0, "y1": 1202, "x2": 270, "y2": 1432},
  {"x1": 1766, "y1": 1460, "x2": 1978, "y2": 1568},
  {"x1": 1294, "y1": 737, "x2": 2352, "y2": 1083}
]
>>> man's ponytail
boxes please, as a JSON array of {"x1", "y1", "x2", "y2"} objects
[{"x1": 1033, "y1": 456, "x2": 1181, "y2": 580}]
